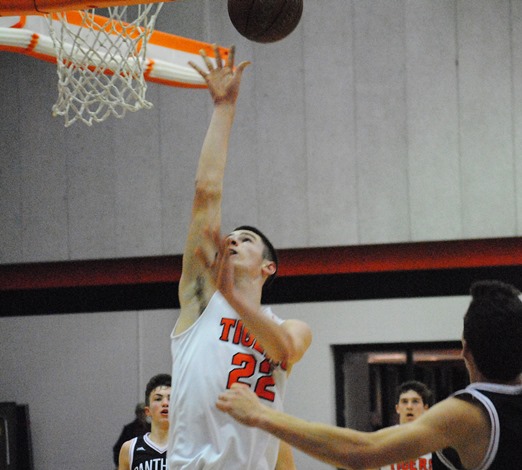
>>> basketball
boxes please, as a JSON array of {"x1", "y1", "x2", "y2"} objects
[{"x1": 227, "y1": 0, "x2": 303, "y2": 44}]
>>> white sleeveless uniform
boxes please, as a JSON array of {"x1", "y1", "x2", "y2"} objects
[{"x1": 168, "y1": 291, "x2": 288, "y2": 470}]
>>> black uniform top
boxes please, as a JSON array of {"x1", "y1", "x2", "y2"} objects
[
  {"x1": 129, "y1": 433, "x2": 167, "y2": 470},
  {"x1": 113, "y1": 419, "x2": 151, "y2": 466},
  {"x1": 433, "y1": 382, "x2": 522, "y2": 470}
]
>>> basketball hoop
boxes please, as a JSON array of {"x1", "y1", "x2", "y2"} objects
[
  {"x1": 46, "y1": 4, "x2": 163, "y2": 126},
  {"x1": 0, "y1": 3, "x2": 229, "y2": 127}
]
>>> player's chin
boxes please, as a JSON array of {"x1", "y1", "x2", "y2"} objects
[{"x1": 228, "y1": 255, "x2": 242, "y2": 266}]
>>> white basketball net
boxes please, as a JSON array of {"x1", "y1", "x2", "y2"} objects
[{"x1": 46, "y1": 4, "x2": 163, "y2": 126}]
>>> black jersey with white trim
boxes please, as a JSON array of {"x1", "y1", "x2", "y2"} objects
[
  {"x1": 129, "y1": 433, "x2": 167, "y2": 470},
  {"x1": 433, "y1": 382, "x2": 522, "y2": 470}
]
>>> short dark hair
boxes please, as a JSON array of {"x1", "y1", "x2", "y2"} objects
[
  {"x1": 234, "y1": 225, "x2": 278, "y2": 288},
  {"x1": 396, "y1": 380, "x2": 433, "y2": 407},
  {"x1": 464, "y1": 280, "x2": 522, "y2": 381},
  {"x1": 144, "y1": 374, "x2": 171, "y2": 406}
]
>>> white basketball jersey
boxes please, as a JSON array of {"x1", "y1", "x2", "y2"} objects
[{"x1": 168, "y1": 291, "x2": 288, "y2": 470}]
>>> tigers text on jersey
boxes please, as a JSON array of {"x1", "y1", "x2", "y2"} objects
[
  {"x1": 168, "y1": 291, "x2": 288, "y2": 470},
  {"x1": 380, "y1": 454, "x2": 432, "y2": 470}
]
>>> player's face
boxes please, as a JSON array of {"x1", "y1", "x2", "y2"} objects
[
  {"x1": 395, "y1": 390, "x2": 428, "y2": 424},
  {"x1": 146, "y1": 386, "x2": 171, "y2": 426},
  {"x1": 226, "y1": 230, "x2": 266, "y2": 274}
]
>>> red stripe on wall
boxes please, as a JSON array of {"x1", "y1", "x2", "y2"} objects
[
  {"x1": 0, "y1": 256, "x2": 183, "y2": 290},
  {"x1": 1, "y1": 237, "x2": 521, "y2": 291},
  {"x1": 278, "y1": 237, "x2": 522, "y2": 276}
]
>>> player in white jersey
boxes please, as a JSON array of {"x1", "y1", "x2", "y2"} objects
[
  {"x1": 167, "y1": 45, "x2": 312, "y2": 470},
  {"x1": 377, "y1": 381, "x2": 433, "y2": 470}
]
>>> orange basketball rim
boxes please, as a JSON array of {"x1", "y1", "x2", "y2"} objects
[
  {"x1": 1, "y1": 0, "x2": 169, "y2": 16},
  {"x1": 0, "y1": 0, "x2": 229, "y2": 89}
]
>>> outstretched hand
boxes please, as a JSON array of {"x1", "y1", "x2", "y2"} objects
[
  {"x1": 216, "y1": 383, "x2": 264, "y2": 427},
  {"x1": 189, "y1": 44, "x2": 250, "y2": 105}
]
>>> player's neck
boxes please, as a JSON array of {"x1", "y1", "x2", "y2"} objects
[
  {"x1": 233, "y1": 275, "x2": 263, "y2": 305},
  {"x1": 470, "y1": 369, "x2": 522, "y2": 386},
  {"x1": 482, "y1": 376, "x2": 522, "y2": 386},
  {"x1": 149, "y1": 426, "x2": 168, "y2": 446}
]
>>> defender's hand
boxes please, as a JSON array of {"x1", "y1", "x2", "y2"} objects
[{"x1": 216, "y1": 383, "x2": 265, "y2": 427}]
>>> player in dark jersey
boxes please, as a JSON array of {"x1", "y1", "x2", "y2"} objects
[
  {"x1": 216, "y1": 279, "x2": 522, "y2": 469},
  {"x1": 113, "y1": 402, "x2": 151, "y2": 467},
  {"x1": 118, "y1": 374, "x2": 171, "y2": 470}
]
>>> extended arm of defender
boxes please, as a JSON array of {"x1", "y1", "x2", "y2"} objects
[{"x1": 217, "y1": 384, "x2": 490, "y2": 469}]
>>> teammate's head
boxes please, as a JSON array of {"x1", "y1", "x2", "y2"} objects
[
  {"x1": 134, "y1": 402, "x2": 147, "y2": 422},
  {"x1": 145, "y1": 373, "x2": 172, "y2": 406},
  {"x1": 232, "y1": 225, "x2": 278, "y2": 288},
  {"x1": 144, "y1": 374, "x2": 171, "y2": 429},
  {"x1": 463, "y1": 280, "x2": 522, "y2": 382},
  {"x1": 396, "y1": 380, "x2": 433, "y2": 407},
  {"x1": 395, "y1": 380, "x2": 432, "y2": 424}
]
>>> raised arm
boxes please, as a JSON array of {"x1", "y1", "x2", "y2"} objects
[
  {"x1": 217, "y1": 385, "x2": 491, "y2": 470},
  {"x1": 201, "y1": 232, "x2": 312, "y2": 366},
  {"x1": 175, "y1": 45, "x2": 250, "y2": 335}
]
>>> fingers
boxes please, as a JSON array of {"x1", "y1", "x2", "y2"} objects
[
  {"x1": 189, "y1": 44, "x2": 249, "y2": 82},
  {"x1": 195, "y1": 228, "x2": 222, "y2": 268},
  {"x1": 235, "y1": 60, "x2": 251, "y2": 79},
  {"x1": 230, "y1": 382, "x2": 250, "y2": 390},
  {"x1": 188, "y1": 47, "x2": 218, "y2": 79},
  {"x1": 200, "y1": 48, "x2": 215, "y2": 72},
  {"x1": 216, "y1": 399, "x2": 227, "y2": 412},
  {"x1": 195, "y1": 246, "x2": 213, "y2": 269},
  {"x1": 224, "y1": 46, "x2": 252, "y2": 77},
  {"x1": 218, "y1": 383, "x2": 248, "y2": 399},
  {"x1": 225, "y1": 44, "x2": 235, "y2": 69},
  {"x1": 217, "y1": 383, "x2": 250, "y2": 409},
  {"x1": 213, "y1": 44, "x2": 223, "y2": 69},
  {"x1": 214, "y1": 229, "x2": 224, "y2": 251},
  {"x1": 188, "y1": 60, "x2": 207, "y2": 79}
]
